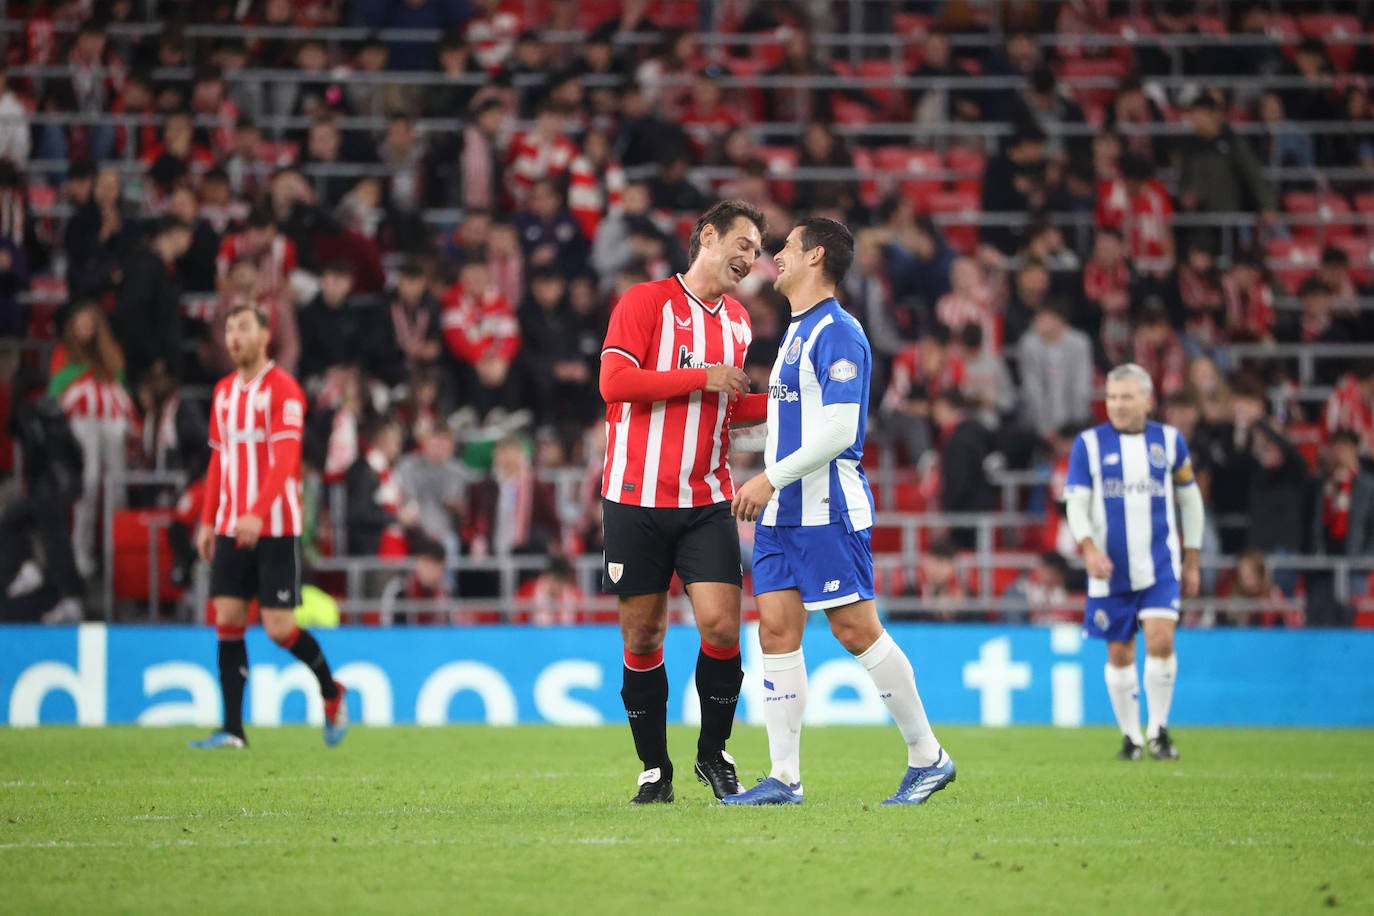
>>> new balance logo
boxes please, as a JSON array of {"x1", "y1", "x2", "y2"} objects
[
  {"x1": 822, "y1": 579, "x2": 840, "y2": 593},
  {"x1": 1103, "y1": 453, "x2": 1121, "y2": 466}
]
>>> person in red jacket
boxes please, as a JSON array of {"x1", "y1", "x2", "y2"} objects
[{"x1": 440, "y1": 258, "x2": 521, "y2": 421}]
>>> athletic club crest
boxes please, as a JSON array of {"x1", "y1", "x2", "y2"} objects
[
  {"x1": 784, "y1": 336, "x2": 802, "y2": 364},
  {"x1": 1149, "y1": 443, "x2": 1167, "y2": 469},
  {"x1": 730, "y1": 319, "x2": 750, "y2": 345},
  {"x1": 607, "y1": 562, "x2": 624, "y2": 583}
]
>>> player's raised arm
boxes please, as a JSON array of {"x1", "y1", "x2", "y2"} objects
[{"x1": 599, "y1": 285, "x2": 749, "y2": 404}]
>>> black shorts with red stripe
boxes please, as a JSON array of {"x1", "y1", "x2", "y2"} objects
[{"x1": 210, "y1": 536, "x2": 302, "y2": 609}]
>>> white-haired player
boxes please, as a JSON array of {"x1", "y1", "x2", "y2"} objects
[{"x1": 1064, "y1": 363, "x2": 1205, "y2": 761}]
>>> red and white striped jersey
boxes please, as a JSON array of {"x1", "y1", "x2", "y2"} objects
[
  {"x1": 601, "y1": 275, "x2": 753, "y2": 508},
  {"x1": 215, "y1": 233, "x2": 298, "y2": 297},
  {"x1": 505, "y1": 130, "x2": 577, "y2": 206},
  {"x1": 1325, "y1": 373, "x2": 1374, "y2": 456},
  {"x1": 207, "y1": 362, "x2": 305, "y2": 537},
  {"x1": 567, "y1": 153, "x2": 625, "y2": 241}
]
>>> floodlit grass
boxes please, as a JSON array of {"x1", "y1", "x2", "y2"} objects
[{"x1": 1, "y1": 725, "x2": 1370, "y2": 913}]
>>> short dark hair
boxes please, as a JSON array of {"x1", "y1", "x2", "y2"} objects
[
  {"x1": 398, "y1": 258, "x2": 426, "y2": 279},
  {"x1": 959, "y1": 322, "x2": 983, "y2": 350},
  {"x1": 414, "y1": 539, "x2": 447, "y2": 562},
  {"x1": 1320, "y1": 246, "x2": 1350, "y2": 268},
  {"x1": 1297, "y1": 276, "x2": 1331, "y2": 298},
  {"x1": 156, "y1": 215, "x2": 191, "y2": 237},
  {"x1": 247, "y1": 207, "x2": 275, "y2": 230},
  {"x1": 226, "y1": 302, "x2": 269, "y2": 328},
  {"x1": 1330, "y1": 428, "x2": 1360, "y2": 447},
  {"x1": 322, "y1": 258, "x2": 353, "y2": 277},
  {"x1": 798, "y1": 216, "x2": 855, "y2": 285},
  {"x1": 687, "y1": 199, "x2": 767, "y2": 265}
]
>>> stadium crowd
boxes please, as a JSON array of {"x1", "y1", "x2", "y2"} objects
[{"x1": 0, "y1": 0, "x2": 1372, "y2": 626}]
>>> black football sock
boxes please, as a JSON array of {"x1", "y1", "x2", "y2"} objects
[
  {"x1": 217, "y1": 635, "x2": 248, "y2": 739},
  {"x1": 695, "y1": 641, "x2": 744, "y2": 758},
  {"x1": 280, "y1": 628, "x2": 339, "y2": 700},
  {"x1": 621, "y1": 654, "x2": 671, "y2": 779}
]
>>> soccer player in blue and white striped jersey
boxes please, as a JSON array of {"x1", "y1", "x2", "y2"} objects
[
  {"x1": 725, "y1": 218, "x2": 953, "y2": 806},
  {"x1": 1064, "y1": 363, "x2": 1205, "y2": 762}
]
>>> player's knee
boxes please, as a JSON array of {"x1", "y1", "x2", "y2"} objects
[
  {"x1": 262, "y1": 613, "x2": 297, "y2": 645},
  {"x1": 212, "y1": 599, "x2": 248, "y2": 628},
  {"x1": 621, "y1": 616, "x2": 667, "y2": 654},
  {"x1": 1145, "y1": 633, "x2": 1174, "y2": 658},
  {"x1": 1106, "y1": 641, "x2": 1135, "y2": 667},
  {"x1": 829, "y1": 618, "x2": 876, "y2": 656},
  {"x1": 697, "y1": 615, "x2": 740, "y2": 649}
]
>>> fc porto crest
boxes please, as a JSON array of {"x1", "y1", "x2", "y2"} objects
[
  {"x1": 1148, "y1": 443, "x2": 1167, "y2": 470},
  {"x1": 784, "y1": 336, "x2": 802, "y2": 365}
]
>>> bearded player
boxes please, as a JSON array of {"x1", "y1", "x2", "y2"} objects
[
  {"x1": 600, "y1": 199, "x2": 768, "y2": 803},
  {"x1": 190, "y1": 303, "x2": 348, "y2": 749}
]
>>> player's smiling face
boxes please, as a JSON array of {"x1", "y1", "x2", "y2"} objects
[
  {"x1": 1106, "y1": 377, "x2": 1152, "y2": 433},
  {"x1": 705, "y1": 217, "x2": 763, "y2": 291},
  {"x1": 772, "y1": 228, "x2": 806, "y2": 297}
]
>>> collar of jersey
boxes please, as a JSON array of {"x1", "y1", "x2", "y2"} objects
[
  {"x1": 233, "y1": 360, "x2": 276, "y2": 390},
  {"x1": 789, "y1": 297, "x2": 836, "y2": 323},
  {"x1": 675, "y1": 274, "x2": 723, "y2": 315}
]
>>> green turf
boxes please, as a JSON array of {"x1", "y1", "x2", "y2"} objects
[{"x1": 1, "y1": 726, "x2": 1371, "y2": 914}]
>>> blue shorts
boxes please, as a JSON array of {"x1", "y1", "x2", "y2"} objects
[
  {"x1": 752, "y1": 523, "x2": 875, "y2": 611},
  {"x1": 1083, "y1": 578, "x2": 1181, "y2": 642}
]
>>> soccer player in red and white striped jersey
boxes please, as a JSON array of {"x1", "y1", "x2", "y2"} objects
[
  {"x1": 599, "y1": 199, "x2": 770, "y2": 804},
  {"x1": 190, "y1": 303, "x2": 347, "y2": 750}
]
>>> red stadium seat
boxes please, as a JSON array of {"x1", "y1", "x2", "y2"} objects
[
  {"x1": 945, "y1": 146, "x2": 985, "y2": 195},
  {"x1": 893, "y1": 482, "x2": 926, "y2": 512},
  {"x1": 1267, "y1": 14, "x2": 1303, "y2": 62},
  {"x1": 1194, "y1": 14, "x2": 1228, "y2": 35},
  {"x1": 1297, "y1": 14, "x2": 1360, "y2": 71},
  {"x1": 25, "y1": 183, "x2": 57, "y2": 212},
  {"x1": 1058, "y1": 57, "x2": 1128, "y2": 108},
  {"x1": 851, "y1": 146, "x2": 880, "y2": 208},
  {"x1": 1354, "y1": 193, "x2": 1374, "y2": 232},
  {"x1": 874, "y1": 145, "x2": 943, "y2": 208},
  {"x1": 111, "y1": 510, "x2": 186, "y2": 603},
  {"x1": 757, "y1": 145, "x2": 798, "y2": 205},
  {"x1": 870, "y1": 525, "x2": 905, "y2": 554},
  {"x1": 1284, "y1": 191, "x2": 1355, "y2": 241},
  {"x1": 855, "y1": 59, "x2": 904, "y2": 116},
  {"x1": 1288, "y1": 422, "x2": 1325, "y2": 472},
  {"x1": 922, "y1": 189, "x2": 981, "y2": 254},
  {"x1": 1266, "y1": 238, "x2": 1321, "y2": 293}
]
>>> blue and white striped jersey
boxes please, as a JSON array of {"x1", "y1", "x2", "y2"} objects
[
  {"x1": 760, "y1": 298, "x2": 875, "y2": 530},
  {"x1": 1064, "y1": 421, "x2": 1196, "y2": 597}
]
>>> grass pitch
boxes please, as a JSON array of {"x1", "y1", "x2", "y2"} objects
[{"x1": 1, "y1": 725, "x2": 1370, "y2": 914}]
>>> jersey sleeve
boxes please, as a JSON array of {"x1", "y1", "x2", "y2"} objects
[
  {"x1": 207, "y1": 385, "x2": 223, "y2": 451},
  {"x1": 810, "y1": 322, "x2": 868, "y2": 406},
  {"x1": 270, "y1": 376, "x2": 306, "y2": 443},
  {"x1": 1171, "y1": 427, "x2": 1196, "y2": 487},
  {"x1": 601, "y1": 284, "x2": 660, "y2": 368},
  {"x1": 1064, "y1": 433, "x2": 1092, "y2": 495}
]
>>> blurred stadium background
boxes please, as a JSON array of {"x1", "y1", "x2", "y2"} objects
[{"x1": 0, "y1": 0, "x2": 1371, "y2": 730}]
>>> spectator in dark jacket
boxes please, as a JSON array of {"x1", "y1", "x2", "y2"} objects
[
  {"x1": 1241, "y1": 403, "x2": 1311, "y2": 596},
  {"x1": 114, "y1": 217, "x2": 192, "y2": 388},
  {"x1": 981, "y1": 124, "x2": 1048, "y2": 255},
  {"x1": 377, "y1": 258, "x2": 445, "y2": 386},
  {"x1": 297, "y1": 259, "x2": 375, "y2": 385},
  {"x1": 934, "y1": 389, "x2": 997, "y2": 551},
  {"x1": 1177, "y1": 94, "x2": 1277, "y2": 251},
  {"x1": 1307, "y1": 429, "x2": 1374, "y2": 625},
  {"x1": 513, "y1": 179, "x2": 590, "y2": 279},
  {"x1": 64, "y1": 167, "x2": 140, "y2": 300}
]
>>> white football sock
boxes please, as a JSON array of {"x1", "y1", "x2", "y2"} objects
[
  {"x1": 761, "y1": 649, "x2": 807, "y2": 786},
  {"x1": 857, "y1": 631, "x2": 942, "y2": 767},
  {"x1": 1104, "y1": 663, "x2": 1145, "y2": 747},
  {"x1": 1143, "y1": 654, "x2": 1178, "y2": 740}
]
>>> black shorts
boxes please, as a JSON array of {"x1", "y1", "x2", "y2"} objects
[
  {"x1": 601, "y1": 499, "x2": 742, "y2": 595},
  {"x1": 210, "y1": 536, "x2": 301, "y2": 609}
]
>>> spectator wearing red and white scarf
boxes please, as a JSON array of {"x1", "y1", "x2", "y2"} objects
[
  {"x1": 465, "y1": 435, "x2": 562, "y2": 561},
  {"x1": 441, "y1": 260, "x2": 521, "y2": 418},
  {"x1": 1082, "y1": 228, "x2": 1133, "y2": 365},
  {"x1": 1324, "y1": 364, "x2": 1374, "y2": 457},
  {"x1": 515, "y1": 556, "x2": 585, "y2": 625},
  {"x1": 1093, "y1": 154, "x2": 1174, "y2": 277},
  {"x1": 935, "y1": 255, "x2": 1003, "y2": 351},
  {"x1": 505, "y1": 101, "x2": 577, "y2": 208},
  {"x1": 1221, "y1": 256, "x2": 1276, "y2": 343},
  {"x1": 566, "y1": 129, "x2": 625, "y2": 241},
  {"x1": 48, "y1": 302, "x2": 135, "y2": 576},
  {"x1": 189, "y1": 65, "x2": 241, "y2": 156},
  {"x1": 1175, "y1": 245, "x2": 1226, "y2": 351},
  {"x1": 215, "y1": 209, "x2": 298, "y2": 300},
  {"x1": 345, "y1": 418, "x2": 414, "y2": 557},
  {"x1": 465, "y1": 0, "x2": 524, "y2": 71},
  {"x1": 1133, "y1": 305, "x2": 1187, "y2": 398}
]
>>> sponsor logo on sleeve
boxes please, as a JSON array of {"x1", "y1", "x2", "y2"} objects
[
  {"x1": 283, "y1": 398, "x2": 304, "y2": 428},
  {"x1": 828, "y1": 359, "x2": 858, "y2": 382}
]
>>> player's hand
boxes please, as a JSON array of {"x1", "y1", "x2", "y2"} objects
[
  {"x1": 1083, "y1": 543, "x2": 1113, "y2": 581},
  {"x1": 704, "y1": 365, "x2": 750, "y2": 400},
  {"x1": 731, "y1": 473, "x2": 775, "y2": 523},
  {"x1": 1181, "y1": 554, "x2": 1201, "y2": 599},
  {"x1": 196, "y1": 524, "x2": 216, "y2": 565},
  {"x1": 234, "y1": 513, "x2": 264, "y2": 549}
]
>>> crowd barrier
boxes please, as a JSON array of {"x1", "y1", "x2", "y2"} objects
[{"x1": 3, "y1": 622, "x2": 1370, "y2": 729}]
